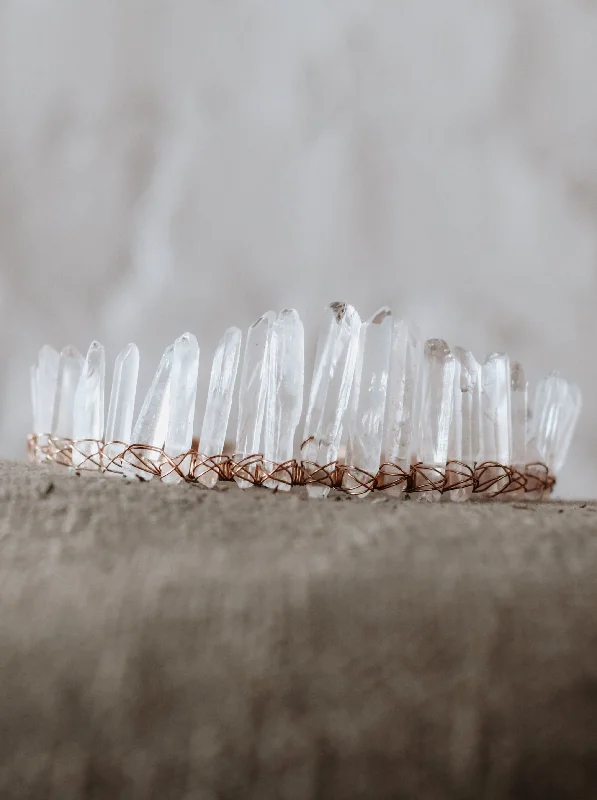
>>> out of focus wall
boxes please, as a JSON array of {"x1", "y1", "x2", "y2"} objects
[{"x1": 1, "y1": 0, "x2": 596, "y2": 497}]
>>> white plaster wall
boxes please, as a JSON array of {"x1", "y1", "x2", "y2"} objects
[{"x1": 0, "y1": 0, "x2": 595, "y2": 497}]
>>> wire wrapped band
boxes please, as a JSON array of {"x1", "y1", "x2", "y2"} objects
[{"x1": 27, "y1": 435, "x2": 556, "y2": 498}]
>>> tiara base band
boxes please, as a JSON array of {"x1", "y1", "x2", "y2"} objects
[{"x1": 27, "y1": 435, "x2": 555, "y2": 499}]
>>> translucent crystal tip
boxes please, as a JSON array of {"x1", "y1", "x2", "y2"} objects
[
  {"x1": 511, "y1": 361, "x2": 526, "y2": 390},
  {"x1": 483, "y1": 352, "x2": 507, "y2": 365},
  {"x1": 251, "y1": 311, "x2": 276, "y2": 329},
  {"x1": 425, "y1": 339, "x2": 451, "y2": 360},
  {"x1": 369, "y1": 306, "x2": 392, "y2": 325}
]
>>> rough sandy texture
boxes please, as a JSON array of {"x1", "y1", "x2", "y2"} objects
[{"x1": 1, "y1": 461, "x2": 597, "y2": 799}]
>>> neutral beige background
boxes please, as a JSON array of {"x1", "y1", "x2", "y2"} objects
[{"x1": 0, "y1": 0, "x2": 595, "y2": 497}]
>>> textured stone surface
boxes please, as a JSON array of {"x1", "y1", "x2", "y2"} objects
[
  {"x1": 1, "y1": 460, "x2": 597, "y2": 798},
  {"x1": 1, "y1": 2, "x2": 596, "y2": 497}
]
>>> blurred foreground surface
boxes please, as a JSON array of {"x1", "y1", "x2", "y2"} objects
[{"x1": 1, "y1": 461, "x2": 597, "y2": 798}]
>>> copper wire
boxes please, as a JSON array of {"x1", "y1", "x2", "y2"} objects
[{"x1": 27, "y1": 434, "x2": 556, "y2": 498}]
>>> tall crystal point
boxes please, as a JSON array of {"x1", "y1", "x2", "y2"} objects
[
  {"x1": 32, "y1": 345, "x2": 60, "y2": 435},
  {"x1": 344, "y1": 307, "x2": 392, "y2": 496},
  {"x1": 123, "y1": 344, "x2": 174, "y2": 479},
  {"x1": 510, "y1": 361, "x2": 528, "y2": 468},
  {"x1": 30, "y1": 366, "x2": 37, "y2": 434},
  {"x1": 198, "y1": 327, "x2": 242, "y2": 488},
  {"x1": 105, "y1": 343, "x2": 140, "y2": 468},
  {"x1": 382, "y1": 320, "x2": 421, "y2": 490},
  {"x1": 478, "y1": 353, "x2": 511, "y2": 496},
  {"x1": 530, "y1": 372, "x2": 582, "y2": 474},
  {"x1": 235, "y1": 311, "x2": 276, "y2": 488},
  {"x1": 302, "y1": 302, "x2": 361, "y2": 499},
  {"x1": 72, "y1": 341, "x2": 106, "y2": 468},
  {"x1": 479, "y1": 353, "x2": 511, "y2": 463},
  {"x1": 445, "y1": 356, "x2": 462, "y2": 492},
  {"x1": 417, "y1": 339, "x2": 456, "y2": 499},
  {"x1": 450, "y1": 348, "x2": 481, "y2": 502},
  {"x1": 52, "y1": 345, "x2": 84, "y2": 439},
  {"x1": 162, "y1": 333, "x2": 200, "y2": 483},
  {"x1": 263, "y1": 309, "x2": 305, "y2": 491}
]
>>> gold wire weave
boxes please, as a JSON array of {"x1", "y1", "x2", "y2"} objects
[{"x1": 27, "y1": 434, "x2": 556, "y2": 498}]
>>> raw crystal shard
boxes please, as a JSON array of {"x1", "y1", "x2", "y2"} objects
[
  {"x1": 445, "y1": 356, "x2": 462, "y2": 493},
  {"x1": 302, "y1": 302, "x2": 361, "y2": 499},
  {"x1": 263, "y1": 309, "x2": 304, "y2": 490},
  {"x1": 416, "y1": 339, "x2": 456, "y2": 500},
  {"x1": 198, "y1": 326, "x2": 242, "y2": 488},
  {"x1": 343, "y1": 307, "x2": 392, "y2": 495},
  {"x1": 162, "y1": 333, "x2": 200, "y2": 483},
  {"x1": 72, "y1": 341, "x2": 106, "y2": 468},
  {"x1": 30, "y1": 365, "x2": 37, "y2": 434},
  {"x1": 529, "y1": 372, "x2": 582, "y2": 474},
  {"x1": 104, "y1": 343, "x2": 140, "y2": 468},
  {"x1": 381, "y1": 320, "x2": 421, "y2": 490},
  {"x1": 52, "y1": 345, "x2": 84, "y2": 439},
  {"x1": 32, "y1": 345, "x2": 60, "y2": 435},
  {"x1": 450, "y1": 348, "x2": 481, "y2": 502},
  {"x1": 510, "y1": 361, "x2": 528, "y2": 468},
  {"x1": 123, "y1": 344, "x2": 174, "y2": 479},
  {"x1": 478, "y1": 353, "x2": 511, "y2": 495},
  {"x1": 235, "y1": 311, "x2": 275, "y2": 489}
]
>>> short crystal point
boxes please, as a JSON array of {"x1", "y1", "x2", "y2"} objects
[
  {"x1": 263, "y1": 309, "x2": 304, "y2": 491},
  {"x1": 530, "y1": 372, "x2": 582, "y2": 474},
  {"x1": 450, "y1": 347, "x2": 481, "y2": 502},
  {"x1": 477, "y1": 353, "x2": 512, "y2": 496},
  {"x1": 198, "y1": 326, "x2": 242, "y2": 488},
  {"x1": 343, "y1": 306, "x2": 392, "y2": 496},
  {"x1": 72, "y1": 341, "x2": 106, "y2": 469},
  {"x1": 382, "y1": 320, "x2": 421, "y2": 491},
  {"x1": 479, "y1": 353, "x2": 511, "y2": 463},
  {"x1": 235, "y1": 311, "x2": 276, "y2": 489},
  {"x1": 302, "y1": 302, "x2": 361, "y2": 498},
  {"x1": 162, "y1": 333, "x2": 200, "y2": 483},
  {"x1": 417, "y1": 339, "x2": 456, "y2": 500},
  {"x1": 32, "y1": 345, "x2": 60, "y2": 435},
  {"x1": 52, "y1": 345, "x2": 85, "y2": 440},
  {"x1": 510, "y1": 361, "x2": 528, "y2": 468},
  {"x1": 123, "y1": 344, "x2": 174, "y2": 479},
  {"x1": 105, "y1": 343, "x2": 140, "y2": 469}
]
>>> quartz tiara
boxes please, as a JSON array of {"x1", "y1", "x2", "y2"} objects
[{"x1": 28, "y1": 303, "x2": 581, "y2": 500}]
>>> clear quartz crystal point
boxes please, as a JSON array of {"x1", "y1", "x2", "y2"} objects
[
  {"x1": 235, "y1": 311, "x2": 276, "y2": 488},
  {"x1": 510, "y1": 361, "x2": 528, "y2": 469},
  {"x1": 416, "y1": 339, "x2": 456, "y2": 500},
  {"x1": 30, "y1": 365, "x2": 38, "y2": 434},
  {"x1": 529, "y1": 372, "x2": 582, "y2": 475},
  {"x1": 105, "y1": 344, "x2": 140, "y2": 468},
  {"x1": 263, "y1": 309, "x2": 304, "y2": 491},
  {"x1": 343, "y1": 307, "x2": 392, "y2": 496},
  {"x1": 33, "y1": 345, "x2": 60, "y2": 435},
  {"x1": 198, "y1": 327, "x2": 242, "y2": 488},
  {"x1": 302, "y1": 302, "x2": 361, "y2": 499},
  {"x1": 445, "y1": 356, "x2": 462, "y2": 495},
  {"x1": 123, "y1": 344, "x2": 174, "y2": 479},
  {"x1": 162, "y1": 333, "x2": 200, "y2": 483},
  {"x1": 450, "y1": 348, "x2": 481, "y2": 502},
  {"x1": 381, "y1": 320, "x2": 421, "y2": 492},
  {"x1": 478, "y1": 353, "x2": 512, "y2": 496},
  {"x1": 52, "y1": 345, "x2": 84, "y2": 440},
  {"x1": 72, "y1": 341, "x2": 106, "y2": 469}
]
